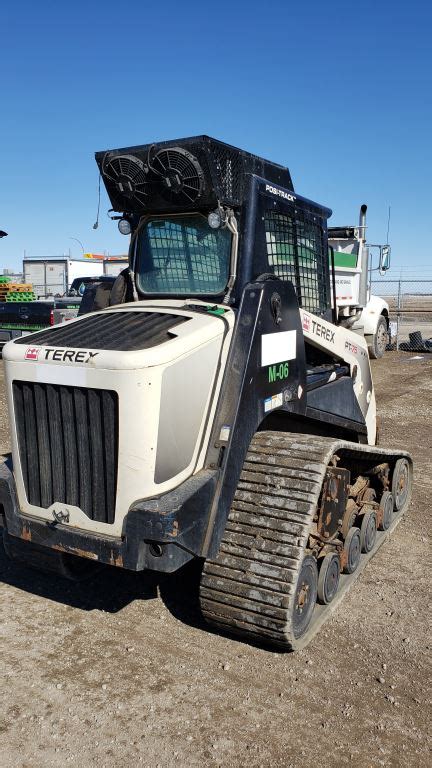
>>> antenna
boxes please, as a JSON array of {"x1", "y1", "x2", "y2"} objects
[
  {"x1": 93, "y1": 172, "x2": 101, "y2": 230},
  {"x1": 386, "y1": 205, "x2": 391, "y2": 244}
]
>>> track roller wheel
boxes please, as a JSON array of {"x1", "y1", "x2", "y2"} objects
[
  {"x1": 360, "y1": 509, "x2": 377, "y2": 553},
  {"x1": 342, "y1": 526, "x2": 361, "y2": 574},
  {"x1": 392, "y1": 458, "x2": 410, "y2": 512},
  {"x1": 292, "y1": 556, "x2": 318, "y2": 639},
  {"x1": 378, "y1": 490, "x2": 393, "y2": 530},
  {"x1": 317, "y1": 552, "x2": 340, "y2": 604}
]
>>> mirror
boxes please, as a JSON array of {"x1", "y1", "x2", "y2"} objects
[{"x1": 379, "y1": 244, "x2": 391, "y2": 274}]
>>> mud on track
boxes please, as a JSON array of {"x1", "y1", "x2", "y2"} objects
[{"x1": 0, "y1": 353, "x2": 431, "y2": 768}]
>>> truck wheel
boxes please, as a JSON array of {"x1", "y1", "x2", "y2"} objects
[{"x1": 368, "y1": 315, "x2": 388, "y2": 359}]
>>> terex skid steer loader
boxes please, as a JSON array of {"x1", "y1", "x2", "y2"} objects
[{"x1": 0, "y1": 137, "x2": 412, "y2": 649}]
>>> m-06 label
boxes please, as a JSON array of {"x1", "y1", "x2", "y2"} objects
[{"x1": 268, "y1": 361, "x2": 289, "y2": 383}]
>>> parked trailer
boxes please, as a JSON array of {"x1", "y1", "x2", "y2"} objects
[
  {"x1": 103, "y1": 257, "x2": 128, "y2": 277},
  {"x1": 23, "y1": 258, "x2": 104, "y2": 298}
]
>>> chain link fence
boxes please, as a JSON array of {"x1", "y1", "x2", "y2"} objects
[{"x1": 371, "y1": 279, "x2": 432, "y2": 353}]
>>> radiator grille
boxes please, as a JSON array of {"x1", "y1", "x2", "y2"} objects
[
  {"x1": 13, "y1": 381, "x2": 118, "y2": 524},
  {"x1": 13, "y1": 311, "x2": 190, "y2": 351}
]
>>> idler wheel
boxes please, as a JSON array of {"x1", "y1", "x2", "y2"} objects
[
  {"x1": 378, "y1": 490, "x2": 393, "y2": 530},
  {"x1": 317, "y1": 552, "x2": 340, "y2": 604},
  {"x1": 292, "y1": 556, "x2": 318, "y2": 639},
  {"x1": 391, "y1": 458, "x2": 410, "y2": 512},
  {"x1": 360, "y1": 509, "x2": 377, "y2": 553},
  {"x1": 343, "y1": 526, "x2": 361, "y2": 574}
]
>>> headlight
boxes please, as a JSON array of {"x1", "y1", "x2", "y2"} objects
[
  {"x1": 118, "y1": 218, "x2": 132, "y2": 235},
  {"x1": 208, "y1": 210, "x2": 222, "y2": 229}
]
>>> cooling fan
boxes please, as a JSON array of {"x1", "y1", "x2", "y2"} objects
[
  {"x1": 149, "y1": 147, "x2": 205, "y2": 204},
  {"x1": 102, "y1": 153, "x2": 149, "y2": 209}
]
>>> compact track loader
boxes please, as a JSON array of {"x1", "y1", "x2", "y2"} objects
[{"x1": 0, "y1": 136, "x2": 412, "y2": 649}]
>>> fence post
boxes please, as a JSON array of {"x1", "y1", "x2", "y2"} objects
[{"x1": 396, "y1": 279, "x2": 402, "y2": 351}]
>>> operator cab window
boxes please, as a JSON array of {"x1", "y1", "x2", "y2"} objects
[
  {"x1": 264, "y1": 210, "x2": 330, "y2": 315},
  {"x1": 134, "y1": 214, "x2": 232, "y2": 296}
]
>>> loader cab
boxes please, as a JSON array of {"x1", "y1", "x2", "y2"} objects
[
  {"x1": 128, "y1": 178, "x2": 332, "y2": 320},
  {"x1": 96, "y1": 135, "x2": 332, "y2": 317}
]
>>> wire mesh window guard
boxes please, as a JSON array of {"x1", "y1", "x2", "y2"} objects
[
  {"x1": 136, "y1": 215, "x2": 232, "y2": 295},
  {"x1": 264, "y1": 210, "x2": 330, "y2": 314}
]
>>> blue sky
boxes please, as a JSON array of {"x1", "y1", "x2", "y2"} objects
[{"x1": 1, "y1": 0, "x2": 431, "y2": 276}]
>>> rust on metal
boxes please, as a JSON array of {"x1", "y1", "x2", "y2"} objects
[
  {"x1": 367, "y1": 462, "x2": 390, "y2": 490},
  {"x1": 21, "y1": 524, "x2": 32, "y2": 542},
  {"x1": 357, "y1": 486, "x2": 376, "y2": 504},
  {"x1": 339, "y1": 547, "x2": 348, "y2": 572},
  {"x1": 109, "y1": 550, "x2": 124, "y2": 568},
  {"x1": 317, "y1": 466, "x2": 350, "y2": 540},
  {"x1": 348, "y1": 475, "x2": 368, "y2": 497},
  {"x1": 341, "y1": 497, "x2": 359, "y2": 539},
  {"x1": 52, "y1": 543, "x2": 99, "y2": 561}
]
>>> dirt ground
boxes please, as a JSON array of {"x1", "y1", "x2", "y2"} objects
[{"x1": 0, "y1": 353, "x2": 430, "y2": 768}]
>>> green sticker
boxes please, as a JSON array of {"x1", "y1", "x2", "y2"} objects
[
  {"x1": 206, "y1": 306, "x2": 226, "y2": 316},
  {"x1": 268, "y1": 361, "x2": 289, "y2": 383}
]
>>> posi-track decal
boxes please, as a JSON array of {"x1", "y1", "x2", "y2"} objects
[{"x1": 265, "y1": 184, "x2": 296, "y2": 202}]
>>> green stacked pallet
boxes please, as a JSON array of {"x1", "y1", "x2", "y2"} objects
[{"x1": 5, "y1": 292, "x2": 36, "y2": 302}]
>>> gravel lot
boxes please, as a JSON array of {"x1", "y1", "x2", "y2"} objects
[{"x1": 0, "y1": 353, "x2": 431, "y2": 767}]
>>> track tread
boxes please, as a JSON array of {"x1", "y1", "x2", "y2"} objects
[{"x1": 200, "y1": 431, "x2": 412, "y2": 650}]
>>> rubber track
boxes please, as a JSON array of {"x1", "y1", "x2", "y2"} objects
[{"x1": 199, "y1": 431, "x2": 412, "y2": 650}]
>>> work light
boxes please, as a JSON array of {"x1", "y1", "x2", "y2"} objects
[
  {"x1": 208, "y1": 211, "x2": 221, "y2": 229},
  {"x1": 118, "y1": 219, "x2": 132, "y2": 235}
]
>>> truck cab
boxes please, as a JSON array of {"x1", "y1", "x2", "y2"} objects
[{"x1": 328, "y1": 205, "x2": 391, "y2": 358}]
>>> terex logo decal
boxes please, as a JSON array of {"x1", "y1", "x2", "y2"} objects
[
  {"x1": 43, "y1": 348, "x2": 100, "y2": 363},
  {"x1": 310, "y1": 319, "x2": 335, "y2": 344},
  {"x1": 302, "y1": 314, "x2": 311, "y2": 332},
  {"x1": 25, "y1": 347, "x2": 40, "y2": 360},
  {"x1": 24, "y1": 346, "x2": 99, "y2": 363}
]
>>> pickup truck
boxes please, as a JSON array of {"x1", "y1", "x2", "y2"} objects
[
  {"x1": 0, "y1": 275, "x2": 119, "y2": 352},
  {"x1": 0, "y1": 298, "x2": 81, "y2": 352}
]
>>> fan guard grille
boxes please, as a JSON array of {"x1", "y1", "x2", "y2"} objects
[
  {"x1": 151, "y1": 147, "x2": 204, "y2": 203},
  {"x1": 102, "y1": 154, "x2": 149, "y2": 206}
]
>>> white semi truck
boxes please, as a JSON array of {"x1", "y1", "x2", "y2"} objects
[{"x1": 329, "y1": 205, "x2": 391, "y2": 358}]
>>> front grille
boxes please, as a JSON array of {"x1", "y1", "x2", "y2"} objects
[{"x1": 13, "y1": 381, "x2": 118, "y2": 524}]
